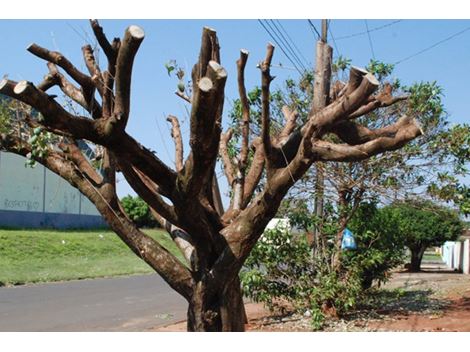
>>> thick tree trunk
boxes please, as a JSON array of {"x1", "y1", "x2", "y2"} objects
[
  {"x1": 187, "y1": 277, "x2": 247, "y2": 332},
  {"x1": 409, "y1": 246, "x2": 426, "y2": 272}
]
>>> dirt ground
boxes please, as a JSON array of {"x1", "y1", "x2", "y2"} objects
[{"x1": 153, "y1": 262, "x2": 470, "y2": 332}]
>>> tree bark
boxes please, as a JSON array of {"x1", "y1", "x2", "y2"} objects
[
  {"x1": 409, "y1": 246, "x2": 426, "y2": 272},
  {"x1": 187, "y1": 277, "x2": 247, "y2": 332}
]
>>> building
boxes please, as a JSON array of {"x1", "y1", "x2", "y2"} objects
[
  {"x1": 441, "y1": 229, "x2": 470, "y2": 274},
  {"x1": 0, "y1": 151, "x2": 105, "y2": 229}
]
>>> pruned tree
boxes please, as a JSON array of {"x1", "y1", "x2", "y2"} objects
[{"x1": 0, "y1": 20, "x2": 422, "y2": 331}]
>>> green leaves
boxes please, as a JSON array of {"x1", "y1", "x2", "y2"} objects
[
  {"x1": 120, "y1": 195, "x2": 157, "y2": 228},
  {"x1": 25, "y1": 127, "x2": 53, "y2": 168},
  {"x1": 366, "y1": 59, "x2": 394, "y2": 81},
  {"x1": 164, "y1": 60, "x2": 177, "y2": 77},
  {"x1": 381, "y1": 199, "x2": 464, "y2": 249},
  {"x1": 332, "y1": 55, "x2": 352, "y2": 73}
]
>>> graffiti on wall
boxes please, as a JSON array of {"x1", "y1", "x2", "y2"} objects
[{"x1": 3, "y1": 199, "x2": 41, "y2": 212}]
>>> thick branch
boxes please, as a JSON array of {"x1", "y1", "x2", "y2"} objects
[
  {"x1": 237, "y1": 49, "x2": 250, "y2": 170},
  {"x1": 260, "y1": 43, "x2": 275, "y2": 171},
  {"x1": 241, "y1": 138, "x2": 265, "y2": 208},
  {"x1": 82, "y1": 44, "x2": 105, "y2": 97},
  {"x1": 90, "y1": 19, "x2": 117, "y2": 63},
  {"x1": 347, "y1": 83, "x2": 408, "y2": 120},
  {"x1": 58, "y1": 141, "x2": 102, "y2": 186},
  {"x1": 116, "y1": 159, "x2": 180, "y2": 226},
  {"x1": 277, "y1": 106, "x2": 298, "y2": 145},
  {"x1": 313, "y1": 119, "x2": 423, "y2": 162},
  {"x1": 101, "y1": 39, "x2": 120, "y2": 118},
  {"x1": 150, "y1": 209, "x2": 194, "y2": 265},
  {"x1": 0, "y1": 79, "x2": 96, "y2": 140},
  {"x1": 331, "y1": 115, "x2": 417, "y2": 145},
  {"x1": 192, "y1": 27, "x2": 220, "y2": 83},
  {"x1": 310, "y1": 41, "x2": 332, "y2": 115},
  {"x1": 115, "y1": 134, "x2": 177, "y2": 199},
  {"x1": 113, "y1": 25, "x2": 145, "y2": 128},
  {"x1": 37, "y1": 71, "x2": 60, "y2": 92},
  {"x1": 46, "y1": 63, "x2": 102, "y2": 119},
  {"x1": 27, "y1": 43, "x2": 93, "y2": 89},
  {"x1": 182, "y1": 61, "x2": 226, "y2": 197}
]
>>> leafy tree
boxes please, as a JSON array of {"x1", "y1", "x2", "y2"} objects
[
  {"x1": 0, "y1": 21, "x2": 422, "y2": 331},
  {"x1": 241, "y1": 202, "x2": 406, "y2": 329},
  {"x1": 241, "y1": 224, "x2": 363, "y2": 330},
  {"x1": 381, "y1": 199, "x2": 463, "y2": 272},
  {"x1": 120, "y1": 195, "x2": 157, "y2": 228},
  {"x1": 346, "y1": 202, "x2": 406, "y2": 289}
]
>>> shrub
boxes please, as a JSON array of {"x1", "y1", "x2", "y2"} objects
[{"x1": 120, "y1": 195, "x2": 158, "y2": 228}]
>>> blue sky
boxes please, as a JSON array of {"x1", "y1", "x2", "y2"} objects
[{"x1": 1, "y1": 19, "x2": 469, "y2": 202}]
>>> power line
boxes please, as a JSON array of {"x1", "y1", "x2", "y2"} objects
[
  {"x1": 394, "y1": 25, "x2": 470, "y2": 65},
  {"x1": 307, "y1": 19, "x2": 321, "y2": 40},
  {"x1": 327, "y1": 20, "x2": 341, "y2": 57},
  {"x1": 275, "y1": 20, "x2": 310, "y2": 67},
  {"x1": 335, "y1": 20, "x2": 402, "y2": 40},
  {"x1": 364, "y1": 19, "x2": 376, "y2": 59},
  {"x1": 257, "y1": 19, "x2": 304, "y2": 75},
  {"x1": 266, "y1": 19, "x2": 309, "y2": 72}
]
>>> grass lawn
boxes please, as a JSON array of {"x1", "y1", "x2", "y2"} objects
[{"x1": 0, "y1": 228, "x2": 185, "y2": 286}]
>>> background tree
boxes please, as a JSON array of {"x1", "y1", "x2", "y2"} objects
[
  {"x1": 381, "y1": 199, "x2": 463, "y2": 272},
  {"x1": 120, "y1": 195, "x2": 158, "y2": 228},
  {"x1": 0, "y1": 20, "x2": 422, "y2": 331}
]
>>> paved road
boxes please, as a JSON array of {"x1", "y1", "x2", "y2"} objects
[{"x1": 0, "y1": 274, "x2": 187, "y2": 331}]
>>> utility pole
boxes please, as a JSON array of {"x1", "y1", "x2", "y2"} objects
[{"x1": 312, "y1": 19, "x2": 332, "y2": 255}]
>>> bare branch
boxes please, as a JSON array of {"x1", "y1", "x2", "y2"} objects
[
  {"x1": 46, "y1": 63, "x2": 102, "y2": 119},
  {"x1": 101, "y1": 38, "x2": 121, "y2": 118},
  {"x1": 0, "y1": 79, "x2": 96, "y2": 140},
  {"x1": 58, "y1": 141, "x2": 102, "y2": 186},
  {"x1": 82, "y1": 44, "x2": 104, "y2": 96},
  {"x1": 277, "y1": 106, "x2": 298, "y2": 145},
  {"x1": 175, "y1": 90, "x2": 192, "y2": 103},
  {"x1": 117, "y1": 158, "x2": 180, "y2": 226},
  {"x1": 313, "y1": 119, "x2": 423, "y2": 162},
  {"x1": 260, "y1": 43, "x2": 275, "y2": 170},
  {"x1": 27, "y1": 43, "x2": 93, "y2": 89},
  {"x1": 37, "y1": 72, "x2": 60, "y2": 92},
  {"x1": 166, "y1": 115, "x2": 184, "y2": 172},
  {"x1": 90, "y1": 19, "x2": 117, "y2": 63},
  {"x1": 113, "y1": 25, "x2": 145, "y2": 129},
  {"x1": 347, "y1": 83, "x2": 408, "y2": 120},
  {"x1": 311, "y1": 41, "x2": 332, "y2": 114},
  {"x1": 219, "y1": 128, "x2": 235, "y2": 187},
  {"x1": 150, "y1": 209, "x2": 194, "y2": 265},
  {"x1": 237, "y1": 49, "x2": 250, "y2": 170},
  {"x1": 183, "y1": 61, "x2": 227, "y2": 197},
  {"x1": 241, "y1": 138, "x2": 265, "y2": 208},
  {"x1": 332, "y1": 115, "x2": 417, "y2": 145},
  {"x1": 192, "y1": 27, "x2": 220, "y2": 83}
]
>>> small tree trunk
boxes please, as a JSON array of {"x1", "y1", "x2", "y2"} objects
[
  {"x1": 409, "y1": 247, "x2": 426, "y2": 272},
  {"x1": 187, "y1": 277, "x2": 247, "y2": 332},
  {"x1": 361, "y1": 271, "x2": 374, "y2": 290}
]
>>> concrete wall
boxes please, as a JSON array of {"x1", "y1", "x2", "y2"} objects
[
  {"x1": 442, "y1": 240, "x2": 470, "y2": 274},
  {"x1": 0, "y1": 151, "x2": 105, "y2": 229},
  {"x1": 463, "y1": 240, "x2": 470, "y2": 275}
]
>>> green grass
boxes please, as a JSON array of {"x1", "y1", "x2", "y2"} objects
[
  {"x1": 0, "y1": 228, "x2": 185, "y2": 286},
  {"x1": 422, "y1": 251, "x2": 443, "y2": 262}
]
